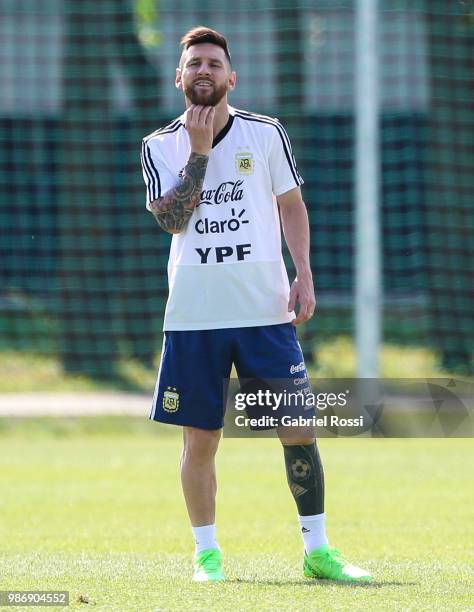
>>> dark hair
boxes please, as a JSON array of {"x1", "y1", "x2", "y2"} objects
[{"x1": 179, "y1": 26, "x2": 232, "y2": 67}]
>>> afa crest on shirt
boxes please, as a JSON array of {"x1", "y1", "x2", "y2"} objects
[
  {"x1": 163, "y1": 387, "x2": 180, "y2": 413},
  {"x1": 235, "y1": 152, "x2": 254, "y2": 175}
]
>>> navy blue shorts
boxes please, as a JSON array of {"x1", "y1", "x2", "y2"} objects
[{"x1": 150, "y1": 323, "x2": 309, "y2": 430}]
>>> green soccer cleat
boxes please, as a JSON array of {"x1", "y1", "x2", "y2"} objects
[
  {"x1": 193, "y1": 548, "x2": 225, "y2": 582},
  {"x1": 303, "y1": 544, "x2": 372, "y2": 582}
]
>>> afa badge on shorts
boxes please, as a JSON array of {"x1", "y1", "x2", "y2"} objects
[
  {"x1": 163, "y1": 387, "x2": 180, "y2": 413},
  {"x1": 235, "y1": 152, "x2": 254, "y2": 175}
]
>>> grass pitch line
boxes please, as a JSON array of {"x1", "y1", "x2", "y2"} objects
[{"x1": 0, "y1": 392, "x2": 150, "y2": 416}]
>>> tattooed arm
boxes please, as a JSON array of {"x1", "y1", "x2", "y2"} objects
[
  {"x1": 149, "y1": 152, "x2": 209, "y2": 234},
  {"x1": 149, "y1": 105, "x2": 216, "y2": 234}
]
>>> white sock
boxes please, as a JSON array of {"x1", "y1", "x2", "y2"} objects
[
  {"x1": 192, "y1": 524, "x2": 220, "y2": 554},
  {"x1": 298, "y1": 513, "x2": 328, "y2": 554}
]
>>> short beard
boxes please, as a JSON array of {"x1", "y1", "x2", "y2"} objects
[{"x1": 184, "y1": 81, "x2": 229, "y2": 107}]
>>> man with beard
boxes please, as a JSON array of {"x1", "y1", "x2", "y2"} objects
[{"x1": 140, "y1": 26, "x2": 372, "y2": 583}]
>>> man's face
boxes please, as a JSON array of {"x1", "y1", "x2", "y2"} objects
[{"x1": 176, "y1": 43, "x2": 236, "y2": 106}]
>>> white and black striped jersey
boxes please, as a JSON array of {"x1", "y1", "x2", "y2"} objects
[{"x1": 141, "y1": 105, "x2": 304, "y2": 331}]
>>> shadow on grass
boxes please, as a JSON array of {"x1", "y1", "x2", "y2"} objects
[{"x1": 228, "y1": 579, "x2": 417, "y2": 588}]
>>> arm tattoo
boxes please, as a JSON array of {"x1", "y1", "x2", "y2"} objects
[{"x1": 149, "y1": 152, "x2": 208, "y2": 233}]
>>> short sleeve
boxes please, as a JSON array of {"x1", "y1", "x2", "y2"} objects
[
  {"x1": 140, "y1": 139, "x2": 178, "y2": 210},
  {"x1": 268, "y1": 121, "x2": 304, "y2": 197}
]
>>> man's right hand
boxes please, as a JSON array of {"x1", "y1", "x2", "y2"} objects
[{"x1": 185, "y1": 105, "x2": 215, "y2": 156}]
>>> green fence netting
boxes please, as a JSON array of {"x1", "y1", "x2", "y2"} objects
[{"x1": 0, "y1": 0, "x2": 472, "y2": 378}]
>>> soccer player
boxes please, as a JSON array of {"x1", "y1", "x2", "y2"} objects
[{"x1": 140, "y1": 26, "x2": 371, "y2": 583}]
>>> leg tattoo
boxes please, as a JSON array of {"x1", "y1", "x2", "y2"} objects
[{"x1": 283, "y1": 443, "x2": 325, "y2": 516}]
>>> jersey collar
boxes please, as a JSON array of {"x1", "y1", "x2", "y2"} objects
[{"x1": 212, "y1": 112, "x2": 234, "y2": 149}]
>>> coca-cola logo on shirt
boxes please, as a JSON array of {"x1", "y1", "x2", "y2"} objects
[{"x1": 197, "y1": 180, "x2": 245, "y2": 207}]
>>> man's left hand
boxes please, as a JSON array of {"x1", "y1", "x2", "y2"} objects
[{"x1": 288, "y1": 272, "x2": 316, "y2": 326}]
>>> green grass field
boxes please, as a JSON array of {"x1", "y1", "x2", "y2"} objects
[
  {"x1": 0, "y1": 419, "x2": 472, "y2": 611},
  {"x1": 0, "y1": 338, "x2": 466, "y2": 393}
]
